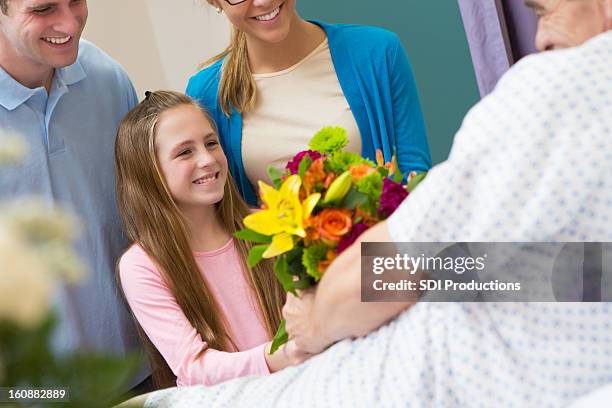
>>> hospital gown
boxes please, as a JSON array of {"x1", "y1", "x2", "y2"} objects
[{"x1": 145, "y1": 31, "x2": 612, "y2": 408}]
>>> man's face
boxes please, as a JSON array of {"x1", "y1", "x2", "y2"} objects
[
  {"x1": 526, "y1": 0, "x2": 611, "y2": 51},
  {"x1": 0, "y1": 0, "x2": 88, "y2": 71}
]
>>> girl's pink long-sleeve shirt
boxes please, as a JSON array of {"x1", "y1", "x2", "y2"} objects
[{"x1": 119, "y1": 238, "x2": 271, "y2": 386}]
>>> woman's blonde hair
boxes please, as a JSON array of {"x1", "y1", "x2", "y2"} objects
[
  {"x1": 205, "y1": 26, "x2": 257, "y2": 116},
  {"x1": 114, "y1": 91, "x2": 284, "y2": 388}
]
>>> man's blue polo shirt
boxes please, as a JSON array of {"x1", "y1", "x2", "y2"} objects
[{"x1": 0, "y1": 40, "x2": 140, "y2": 361}]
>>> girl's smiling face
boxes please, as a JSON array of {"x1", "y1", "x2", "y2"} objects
[{"x1": 154, "y1": 104, "x2": 228, "y2": 213}]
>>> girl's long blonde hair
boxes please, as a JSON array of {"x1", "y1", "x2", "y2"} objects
[
  {"x1": 205, "y1": 27, "x2": 257, "y2": 116},
  {"x1": 114, "y1": 91, "x2": 284, "y2": 388}
]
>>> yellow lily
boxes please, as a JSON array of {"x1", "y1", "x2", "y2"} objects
[{"x1": 244, "y1": 175, "x2": 320, "y2": 258}]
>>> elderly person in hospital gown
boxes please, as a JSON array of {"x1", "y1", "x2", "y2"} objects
[{"x1": 130, "y1": 1, "x2": 612, "y2": 407}]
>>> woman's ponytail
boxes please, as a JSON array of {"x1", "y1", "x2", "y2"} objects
[{"x1": 204, "y1": 27, "x2": 257, "y2": 116}]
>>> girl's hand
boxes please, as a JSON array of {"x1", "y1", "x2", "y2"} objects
[
  {"x1": 283, "y1": 289, "x2": 332, "y2": 354},
  {"x1": 282, "y1": 339, "x2": 313, "y2": 366},
  {"x1": 264, "y1": 339, "x2": 312, "y2": 372}
]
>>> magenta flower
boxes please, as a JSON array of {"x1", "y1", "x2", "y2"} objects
[
  {"x1": 378, "y1": 178, "x2": 409, "y2": 218},
  {"x1": 286, "y1": 150, "x2": 323, "y2": 175},
  {"x1": 337, "y1": 222, "x2": 369, "y2": 254}
]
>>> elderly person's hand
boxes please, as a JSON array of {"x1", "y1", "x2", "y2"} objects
[
  {"x1": 281, "y1": 221, "x2": 414, "y2": 353},
  {"x1": 283, "y1": 288, "x2": 332, "y2": 354}
]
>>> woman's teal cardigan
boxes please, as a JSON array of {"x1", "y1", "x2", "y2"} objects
[{"x1": 187, "y1": 20, "x2": 431, "y2": 205}]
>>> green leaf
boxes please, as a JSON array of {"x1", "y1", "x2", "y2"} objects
[
  {"x1": 285, "y1": 246, "x2": 304, "y2": 264},
  {"x1": 377, "y1": 166, "x2": 390, "y2": 179},
  {"x1": 233, "y1": 228, "x2": 272, "y2": 244},
  {"x1": 341, "y1": 187, "x2": 369, "y2": 209},
  {"x1": 269, "y1": 320, "x2": 289, "y2": 354},
  {"x1": 55, "y1": 352, "x2": 142, "y2": 407},
  {"x1": 247, "y1": 245, "x2": 268, "y2": 268},
  {"x1": 298, "y1": 154, "x2": 313, "y2": 180},
  {"x1": 406, "y1": 171, "x2": 427, "y2": 193},
  {"x1": 286, "y1": 247, "x2": 307, "y2": 277},
  {"x1": 293, "y1": 276, "x2": 315, "y2": 289},
  {"x1": 0, "y1": 311, "x2": 141, "y2": 408},
  {"x1": 391, "y1": 169, "x2": 403, "y2": 183},
  {"x1": 267, "y1": 166, "x2": 284, "y2": 189},
  {"x1": 274, "y1": 256, "x2": 297, "y2": 295}
]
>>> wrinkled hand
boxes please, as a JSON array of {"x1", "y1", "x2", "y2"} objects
[{"x1": 283, "y1": 289, "x2": 330, "y2": 354}]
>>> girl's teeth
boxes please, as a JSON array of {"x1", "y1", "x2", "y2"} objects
[
  {"x1": 44, "y1": 36, "x2": 71, "y2": 45},
  {"x1": 194, "y1": 174, "x2": 218, "y2": 184},
  {"x1": 255, "y1": 7, "x2": 280, "y2": 21}
]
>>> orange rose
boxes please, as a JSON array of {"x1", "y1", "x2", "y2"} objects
[
  {"x1": 304, "y1": 158, "x2": 327, "y2": 194},
  {"x1": 349, "y1": 163, "x2": 374, "y2": 181},
  {"x1": 314, "y1": 208, "x2": 353, "y2": 245}
]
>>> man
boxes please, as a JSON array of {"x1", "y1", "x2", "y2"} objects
[
  {"x1": 127, "y1": 1, "x2": 612, "y2": 406},
  {"x1": 0, "y1": 0, "x2": 143, "y2": 381}
]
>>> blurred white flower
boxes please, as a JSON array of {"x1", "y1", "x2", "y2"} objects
[
  {"x1": 37, "y1": 242, "x2": 85, "y2": 284},
  {"x1": 0, "y1": 221, "x2": 54, "y2": 328},
  {"x1": 0, "y1": 132, "x2": 27, "y2": 165},
  {"x1": 0, "y1": 200, "x2": 85, "y2": 285},
  {"x1": 0, "y1": 134, "x2": 84, "y2": 329},
  {"x1": 1, "y1": 199, "x2": 80, "y2": 243}
]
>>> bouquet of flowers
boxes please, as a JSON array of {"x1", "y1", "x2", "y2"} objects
[{"x1": 234, "y1": 127, "x2": 426, "y2": 352}]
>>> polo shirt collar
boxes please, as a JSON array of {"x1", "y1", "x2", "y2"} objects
[
  {"x1": 0, "y1": 58, "x2": 86, "y2": 111},
  {"x1": 57, "y1": 57, "x2": 86, "y2": 87}
]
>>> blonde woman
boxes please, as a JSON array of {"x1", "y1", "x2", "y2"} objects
[
  {"x1": 115, "y1": 91, "x2": 308, "y2": 389},
  {"x1": 187, "y1": 0, "x2": 431, "y2": 205}
]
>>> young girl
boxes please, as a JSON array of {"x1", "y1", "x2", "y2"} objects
[
  {"x1": 187, "y1": 0, "x2": 432, "y2": 205},
  {"x1": 115, "y1": 91, "x2": 307, "y2": 389}
]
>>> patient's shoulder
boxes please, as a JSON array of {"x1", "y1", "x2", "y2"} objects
[{"x1": 503, "y1": 32, "x2": 611, "y2": 95}]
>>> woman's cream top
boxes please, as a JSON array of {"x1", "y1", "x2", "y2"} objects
[{"x1": 242, "y1": 39, "x2": 361, "y2": 187}]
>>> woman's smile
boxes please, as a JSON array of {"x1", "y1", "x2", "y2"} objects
[{"x1": 251, "y1": 1, "x2": 284, "y2": 24}]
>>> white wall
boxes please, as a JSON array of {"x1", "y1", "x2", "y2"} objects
[{"x1": 83, "y1": 0, "x2": 231, "y2": 98}]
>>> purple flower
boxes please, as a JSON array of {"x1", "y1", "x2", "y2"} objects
[
  {"x1": 286, "y1": 150, "x2": 323, "y2": 175},
  {"x1": 378, "y1": 178, "x2": 409, "y2": 218},
  {"x1": 337, "y1": 222, "x2": 369, "y2": 254}
]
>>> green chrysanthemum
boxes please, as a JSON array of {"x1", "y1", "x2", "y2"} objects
[
  {"x1": 309, "y1": 127, "x2": 349, "y2": 154},
  {"x1": 325, "y1": 151, "x2": 374, "y2": 174},
  {"x1": 355, "y1": 171, "x2": 383, "y2": 215},
  {"x1": 302, "y1": 243, "x2": 328, "y2": 281}
]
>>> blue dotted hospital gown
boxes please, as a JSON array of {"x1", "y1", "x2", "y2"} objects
[{"x1": 145, "y1": 32, "x2": 612, "y2": 408}]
